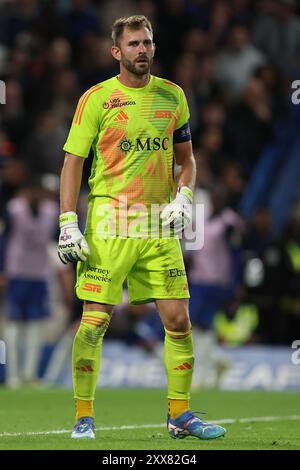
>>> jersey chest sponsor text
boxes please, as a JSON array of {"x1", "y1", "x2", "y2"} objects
[{"x1": 119, "y1": 136, "x2": 170, "y2": 154}]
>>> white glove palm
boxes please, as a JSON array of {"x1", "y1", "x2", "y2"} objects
[
  {"x1": 160, "y1": 186, "x2": 193, "y2": 235},
  {"x1": 58, "y1": 212, "x2": 90, "y2": 264}
]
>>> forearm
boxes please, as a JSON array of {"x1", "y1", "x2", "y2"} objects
[
  {"x1": 60, "y1": 153, "x2": 85, "y2": 213},
  {"x1": 177, "y1": 154, "x2": 196, "y2": 192}
]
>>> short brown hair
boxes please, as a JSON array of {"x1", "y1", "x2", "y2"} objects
[{"x1": 112, "y1": 15, "x2": 153, "y2": 46}]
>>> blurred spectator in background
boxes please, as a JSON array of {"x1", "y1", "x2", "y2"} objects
[
  {"x1": 219, "y1": 160, "x2": 245, "y2": 210},
  {"x1": 173, "y1": 53, "x2": 199, "y2": 131},
  {"x1": 77, "y1": 34, "x2": 118, "y2": 88},
  {"x1": 252, "y1": 0, "x2": 300, "y2": 72},
  {"x1": 1, "y1": 180, "x2": 59, "y2": 387},
  {"x1": 42, "y1": 190, "x2": 87, "y2": 385},
  {"x1": 197, "y1": 124, "x2": 230, "y2": 183},
  {"x1": 254, "y1": 63, "x2": 286, "y2": 117},
  {"x1": 0, "y1": 0, "x2": 40, "y2": 48},
  {"x1": 24, "y1": 110, "x2": 68, "y2": 176},
  {"x1": 215, "y1": 23, "x2": 266, "y2": 102},
  {"x1": 0, "y1": 79, "x2": 32, "y2": 150},
  {"x1": 0, "y1": 158, "x2": 28, "y2": 215},
  {"x1": 0, "y1": 157, "x2": 26, "y2": 291},
  {"x1": 208, "y1": 0, "x2": 231, "y2": 47},
  {"x1": 185, "y1": 185, "x2": 244, "y2": 386},
  {"x1": 195, "y1": 53, "x2": 223, "y2": 107},
  {"x1": 227, "y1": 76, "x2": 274, "y2": 176},
  {"x1": 62, "y1": 0, "x2": 101, "y2": 46},
  {"x1": 156, "y1": 0, "x2": 196, "y2": 73},
  {"x1": 242, "y1": 207, "x2": 284, "y2": 343},
  {"x1": 42, "y1": 246, "x2": 78, "y2": 386}
]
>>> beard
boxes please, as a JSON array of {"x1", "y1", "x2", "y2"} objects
[{"x1": 121, "y1": 55, "x2": 153, "y2": 76}]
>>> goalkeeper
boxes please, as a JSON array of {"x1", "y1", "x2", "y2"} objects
[{"x1": 58, "y1": 15, "x2": 226, "y2": 441}]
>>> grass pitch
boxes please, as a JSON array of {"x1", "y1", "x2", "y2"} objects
[{"x1": 0, "y1": 387, "x2": 299, "y2": 450}]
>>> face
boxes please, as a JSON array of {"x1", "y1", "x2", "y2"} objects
[
  {"x1": 112, "y1": 26, "x2": 155, "y2": 76},
  {"x1": 229, "y1": 26, "x2": 249, "y2": 51}
]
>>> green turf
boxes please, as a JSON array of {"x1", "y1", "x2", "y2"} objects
[{"x1": 0, "y1": 387, "x2": 299, "y2": 450}]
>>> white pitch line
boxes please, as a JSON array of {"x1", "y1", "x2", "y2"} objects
[{"x1": 0, "y1": 415, "x2": 299, "y2": 438}]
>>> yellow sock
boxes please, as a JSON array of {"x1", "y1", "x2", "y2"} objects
[
  {"x1": 168, "y1": 399, "x2": 189, "y2": 419},
  {"x1": 76, "y1": 399, "x2": 94, "y2": 421}
]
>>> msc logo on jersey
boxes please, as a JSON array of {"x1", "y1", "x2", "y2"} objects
[
  {"x1": 119, "y1": 137, "x2": 170, "y2": 154},
  {"x1": 119, "y1": 139, "x2": 133, "y2": 153},
  {"x1": 82, "y1": 283, "x2": 102, "y2": 293}
]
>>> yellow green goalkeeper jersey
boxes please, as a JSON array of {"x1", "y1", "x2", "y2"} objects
[{"x1": 63, "y1": 75, "x2": 190, "y2": 237}]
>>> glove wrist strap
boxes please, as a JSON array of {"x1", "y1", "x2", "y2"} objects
[
  {"x1": 59, "y1": 211, "x2": 78, "y2": 227},
  {"x1": 178, "y1": 186, "x2": 193, "y2": 203}
]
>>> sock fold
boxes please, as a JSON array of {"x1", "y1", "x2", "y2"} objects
[{"x1": 73, "y1": 311, "x2": 110, "y2": 415}]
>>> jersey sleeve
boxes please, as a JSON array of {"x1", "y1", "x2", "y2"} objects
[
  {"x1": 175, "y1": 87, "x2": 190, "y2": 130},
  {"x1": 63, "y1": 85, "x2": 102, "y2": 158}
]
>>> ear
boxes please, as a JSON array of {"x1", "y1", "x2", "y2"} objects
[
  {"x1": 111, "y1": 46, "x2": 121, "y2": 62},
  {"x1": 153, "y1": 42, "x2": 156, "y2": 56}
]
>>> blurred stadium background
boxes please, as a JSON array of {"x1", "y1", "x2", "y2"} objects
[{"x1": 1, "y1": 0, "x2": 300, "y2": 398}]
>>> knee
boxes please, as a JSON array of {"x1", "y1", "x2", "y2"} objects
[
  {"x1": 165, "y1": 313, "x2": 191, "y2": 333},
  {"x1": 76, "y1": 311, "x2": 111, "y2": 347}
]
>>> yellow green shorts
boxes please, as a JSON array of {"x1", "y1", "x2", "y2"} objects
[{"x1": 76, "y1": 236, "x2": 190, "y2": 305}]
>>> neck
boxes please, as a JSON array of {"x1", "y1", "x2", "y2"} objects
[{"x1": 118, "y1": 66, "x2": 151, "y2": 88}]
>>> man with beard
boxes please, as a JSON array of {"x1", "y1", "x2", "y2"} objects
[{"x1": 58, "y1": 15, "x2": 226, "y2": 441}]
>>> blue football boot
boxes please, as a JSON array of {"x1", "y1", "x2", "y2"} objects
[
  {"x1": 167, "y1": 410, "x2": 226, "y2": 440},
  {"x1": 71, "y1": 417, "x2": 95, "y2": 439}
]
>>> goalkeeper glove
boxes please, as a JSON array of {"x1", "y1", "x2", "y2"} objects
[
  {"x1": 160, "y1": 186, "x2": 193, "y2": 235},
  {"x1": 58, "y1": 211, "x2": 90, "y2": 264}
]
